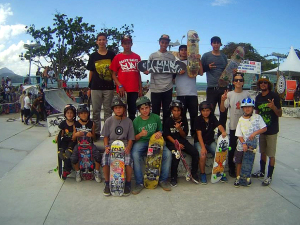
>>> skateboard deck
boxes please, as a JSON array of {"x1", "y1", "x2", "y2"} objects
[
  {"x1": 219, "y1": 46, "x2": 245, "y2": 87},
  {"x1": 144, "y1": 134, "x2": 164, "y2": 189},
  {"x1": 109, "y1": 140, "x2": 125, "y2": 196},
  {"x1": 211, "y1": 135, "x2": 231, "y2": 183},
  {"x1": 56, "y1": 130, "x2": 63, "y2": 179},
  {"x1": 172, "y1": 139, "x2": 199, "y2": 183},
  {"x1": 138, "y1": 60, "x2": 186, "y2": 74},
  {"x1": 78, "y1": 136, "x2": 94, "y2": 180},
  {"x1": 240, "y1": 138, "x2": 257, "y2": 186},
  {"x1": 187, "y1": 30, "x2": 200, "y2": 78}
]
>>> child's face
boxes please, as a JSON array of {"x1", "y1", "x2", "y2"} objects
[
  {"x1": 171, "y1": 107, "x2": 181, "y2": 119},
  {"x1": 179, "y1": 48, "x2": 187, "y2": 58},
  {"x1": 121, "y1": 41, "x2": 133, "y2": 51},
  {"x1": 139, "y1": 105, "x2": 150, "y2": 117},
  {"x1": 96, "y1": 35, "x2": 107, "y2": 48},
  {"x1": 79, "y1": 112, "x2": 89, "y2": 121},
  {"x1": 211, "y1": 41, "x2": 221, "y2": 51},
  {"x1": 159, "y1": 40, "x2": 169, "y2": 51},
  {"x1": 114, "y1": 106, "x2": 125, "y2": 117},
  {"x1": 233, "y1": 75, "x2": 244, "y2": 88},
  {"x1": 65, "y1": 109, "x2": 74, "y2": 121},
  {"x1": 242, "y1": 106, "x2": 253, "y2": 115},
  {"x1": 201, "y1": 108, "x2": 211, "y2": 118}
]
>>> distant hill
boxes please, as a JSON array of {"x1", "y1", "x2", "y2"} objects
[{"x1": 0, "y1": 67, "x2": 24, "y2": 83}]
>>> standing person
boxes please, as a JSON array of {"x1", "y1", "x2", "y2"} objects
[
  {"x1": 4, "y1": 85, "x2": 10, "y2": 102},
  {"x1": 87, "y1": 32, "x2": 116, "y2": 140},
  {"x1": 19, "y1": 91, "x2": 26, "y2": 122},
  {"x1": 25, "y1": 94, "x2": 42, "y2": 125},
  {"x1": 23, "y1": 92, "x2": 32, "y2": 123},
  {"x1": 110, "y1": 35, "x2": 143, "y2": 121},
  {"x1": 252, "y1": 75, "x2": 282, "y2": 186},
  {"x1": 143, "y1": 34, "x2": 177, "y2": 126},
  {"x1": 1, "y1": 77, "x2": 5, "y2": 88},
  {"x1": 39, "y1": 89, "x2": 46, "y2": 121},
  {"x1": 201, "y1": 36, "x2": 228, "y2": 132},
  {"x1": 131, "y1": 96, "x2": 172, "y2": 194},
  {"x1": 42, "y1": 66, "x2": 49, "y2": 89},
  {"x1": 220, "y1": 73, "x2": 250, "y2": 177},
  {"x1": 175, "y1": 44, "x2": 203, "y2": 137}
]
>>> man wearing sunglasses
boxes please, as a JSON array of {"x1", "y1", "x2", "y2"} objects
[
  {"x1": 220, "y1": 72, "x2": 250, "y2": 177},
  {"x1": 252, "y1": 75, "x2": 282, "y2": 186}
]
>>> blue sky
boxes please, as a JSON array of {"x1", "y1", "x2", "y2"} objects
[{"x1": 0, "y1": 0, "x2": 299, "y2": 82}]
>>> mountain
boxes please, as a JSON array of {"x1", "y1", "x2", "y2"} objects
[{"x1": 0, "y1": 67, "x2": 24, "y2": 83}]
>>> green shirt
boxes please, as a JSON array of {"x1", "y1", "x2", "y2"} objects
[{"x1": 133, "y1": 113, "x2": 162, "y2": 143}]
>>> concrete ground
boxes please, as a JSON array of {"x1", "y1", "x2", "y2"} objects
[{"x1": 0, "y1": 113, "x2": 299, "y2": 225}]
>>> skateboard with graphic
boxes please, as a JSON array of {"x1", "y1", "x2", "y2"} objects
[
  {"x1": 78, "y1": 135, "x2": 94, "y2": 180},
  {"x1": 144, "y1": 134, "x2": 164, "y2": 189},
  {"x1": 172, "y1": 139, "x2": 199, "y2": 183},
  {"x1": 56, "y1": 130, "x2": 63, "y2": 179},
  {"x1": 138, "y1": 60, "x2": 186, "y2": 74},
  {"x1": 110, "y1": 140, "x2": 125, "y2": 196},
  {"x1": 219, "y1": 46, "x2": 245, "y2": 87},
  {"x1": 211, "y1": 135, "x2": 231, "y2": 183},
  {"x1": 187, "y1": 30, "x2": 200, "y2": 78},
  {"x1": 240, "y1": 137, "x2": 258, "y2": 186}
]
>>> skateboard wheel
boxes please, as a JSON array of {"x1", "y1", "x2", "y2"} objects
[
  {"x1": 253, "y1": 149, "x2": 257, "y2": 153},
  {"x1": 156, "y1": 176, "x2": 159, "y2": 181},
  {"x1": 186, "y1": 177, "x2": 190, "y2": 181},
  {"x1": 144, "y1": 175, "x2": 147, "y2": 179},
  {"x1": 223, "y1": 173, "x2": 226, "y2": 177},
  {"x1": 213, "y1": 175, "x2": 217, "y2": 179},
  {"x1": 172, "y1": 150, "x2": 175, "y2": 153},
  {"x1": 176, "y1": 155, "x2": 180, "y2": 159},
  {"x1": 228, "y1": 147, "x2": 232, "y2": 151}
]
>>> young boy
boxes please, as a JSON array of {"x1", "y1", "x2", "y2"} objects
[
  {"x1": 23, "y1": 92, "x2": 33, "y2": 124},
  {"x1": 234, "y1": 98, "x2": 267, "y2": 187},
  {"x1": 111, "y1": 35, "x2": 143, "y2": 121},
  {"x1": 70, "y1": 104, "x2": 102, "y2": 182},
  {"x1": 220, "y1": 73, "x2": 250, "y2": 177},
  {"x1": 19, "y1": 91, "x2": 26, "y2": 122},
  {"x1": 25, "y1": 94, "x2": 42, "y2": 125},
  {"x1": 101, "y1": 97, "x2": 135, "y2": 196},
  {"x1": 57, "y1": 104, "x2": 77, "y2": 180},
  {"x1": 131, "y1": 96, "x2": 172, "y2": 194},
  {"x1": 164, "y1": 100, "x2": 199, "y2": 186},
  {"x1": 194, "y1": 101, "x2": 227, "y2": 184}
]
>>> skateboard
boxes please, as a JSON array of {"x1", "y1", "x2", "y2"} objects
[
  {"x1": 55, "y1": 130, "x2": 63, "y2": 179},
  {"x1": 211, "y1": 135, "x2": 231, "y2": 183},
  {"x1": 144, "y1": 134, "x2": 164, "y2": 189},
  {"x1": 109, "y1": 140, "x2": 125, "y2": 196},
  {"x1": 219, "y1": 46, "x2": 245, "y2": 87},
  {"x1": 172, "y1": 139, "x2": 199, "y2": 183},
  {"x1": 78, "y1": 135, "x2": 94, "y2": 180},
  {"x1": 239, "y1": 137, "x2": 258, "y2": 186},
  {"x1": 187, "y1": 30, "x2": 200, "y2": 78},
  {"x1": 138, "y1": 60, "x2": 186, "y2": 74}
]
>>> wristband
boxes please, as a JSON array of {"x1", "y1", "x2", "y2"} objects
[
  {"x1": 105, "y1": 145, "x2": 110, "y2": 148},
  {"x1": 119, "y1": 85, "x2": 123, "y2": 88},
  {"x1": 242, "y1": 142, "x2": 246, "y2": 145}
]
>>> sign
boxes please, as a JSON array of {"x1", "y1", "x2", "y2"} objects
[
  {"x1": 285, "y1": 80, "x2": 297, "y2": 101},
  {"x1": 237, "y1": 60, "x2": 261, "y2": 74}
]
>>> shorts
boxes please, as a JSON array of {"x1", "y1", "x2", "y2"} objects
[
  {"x1": 233, "y1": 150, "x2": 244, "y2": 164},
  {"x1": 101, "y1": 152, "x2": 133, "y2": 168},
  {"x1": 24, "y1": 108, "x2": 30, "y2": 117},
  {"x1": 70, "y1": 143, "x2": 101, "y2": 164},
  {"x1": 21, "y1": 109, "x2": 25, "y2": 116},
  {"x1": 194, "y1": 141, "x2": 216, "y2": 158},
  {"x1": 259, "y1": 133, "x2": 277, "y2": 157}
]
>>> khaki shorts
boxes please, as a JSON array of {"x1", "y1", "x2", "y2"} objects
[{"x1": 259, "y1": 133, "x2": 278, "y2": 157}]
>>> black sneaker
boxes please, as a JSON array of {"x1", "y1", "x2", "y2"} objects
[
  {"x1": 191, "y1": 174, "x2": 200, "y2": 184},
  {"x1": 229, "y1": 169, "x2": 236, "y2": 178},
  {"x1": 234, "y1": 177, "x2": 240, "y2": 188},
  {"x1": 170, "y1": 177, "x2": 177, "y2": 187},
  {"x1": 123, "y1": 185, "x2": 131, "y2": 196},
  {"x1": 103, "y1": 184, "x2": 111, "y2": 196},
  {"x1": 251, "y1": 170, "x2": 265, "y2": 178}
]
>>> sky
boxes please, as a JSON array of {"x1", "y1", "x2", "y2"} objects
[{"x1": 0, "y1": 0, "x2": 299, "y2": 83}]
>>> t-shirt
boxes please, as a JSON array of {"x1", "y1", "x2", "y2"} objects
[
  {"x1": 58, "y1": 120, "x2": 75, "y2": 142},
  {"x1": 24, "y1": 96, "x2": 31, "y2": 109},
  {"x1": 194, "y1": 114, "x2": 219, "y2": 145},
  {"x1": 75, "y1": 120, "x2": 94, "y2": 143},
  {"x1": 224, "y1": 90, "x2": 250, "y2": 130},
  {"x1": 201, "y1": 51, "x2": 228, "y2": 87},
  {"x1": 31, "y1": 98, "x2": 40, "y2": 110},
  {"x1": 19, "y1": 94, "x2": 25, "y2": 109},
  {"x1": 175, "y1": 58, "x2": 197, "y2": 96},
  {"x1": 255, "y1": 91, "x2": 281, "y2": 135},
  {"x1": 110, "y1": 52, "x2": 141, "y2": 93},
  {"x1": 86, "y1": 50, "x2": 116, "y2": 90},
  {"x1": 149, "y1": 51, "x2": 175, "y2": 93},
  {"x1": 101, "y1": 116, "x2": 135, "y2": 146},
  {"x1": 163, "y1": 116, "x2": 189, "y2": 144},
  {"x1": 133, "y1": 113, "x2": 162, "y2": 143},
  {"x1": 235, "y1": 114, "x2": 266, "y2": 151}
]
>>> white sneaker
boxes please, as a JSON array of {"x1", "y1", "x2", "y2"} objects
[
  {"x1": 94, "y1": 170, "x2": 102, "y2": 183},
  {"x1": 75, "y1": 171, "x2": 81, "y2": 182}
]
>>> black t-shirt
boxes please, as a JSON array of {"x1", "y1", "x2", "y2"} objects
[
  {"x1": 86, "y1": 51, "x2": 116, "y2": 90},
  {"x1": 194, "y1": 114, "x2": 219, "y2": 145},
  {"x1": 58, "y1": 120, "x2": 74, "y2": 142},
  {"x1": 75, "y1": 120, "x2": 94, "y2": 143},
  {"x1": 163, "y1": 116, "x2": 189, "y2": 144},
  {"x1": 255, "y1": 91, "x2": 281, "y2": 135}
]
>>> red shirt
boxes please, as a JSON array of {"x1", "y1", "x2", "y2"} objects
[{"x1": 110, "y1": 52, "x2": 141, "y2": 92}]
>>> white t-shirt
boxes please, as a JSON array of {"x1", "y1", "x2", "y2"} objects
[
  {"x1": 24, "y1": 96, "x2": 31, "y2": 109},
  {"x1": 235, "y1": 114, "x2": 266, "y2": 151}
]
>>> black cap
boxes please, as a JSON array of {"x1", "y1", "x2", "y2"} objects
[{"x1": 211, "y1": 36, "x2": 222, "y2": 45}]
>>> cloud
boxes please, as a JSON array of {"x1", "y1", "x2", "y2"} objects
[
  {"x1": 0, "y1": 24, "x2": 26, "y2": 43},
  {"x1": 211, "y1": 0, "x2": 232, "y2": 6},
  {"x1": 0, "y1": 3, "x2": 13, "y2": 25}
]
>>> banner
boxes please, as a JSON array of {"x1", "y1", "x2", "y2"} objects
[
  {"x1": 237, "y1": 60, "x2": 261, "y2": 74},
  {"x1": 285, "y1": 80, "x2": 297, "y2": 101}
]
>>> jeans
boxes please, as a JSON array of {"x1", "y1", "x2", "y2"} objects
[
  {"x1": 25, "y1": 109, "x2": 39, "y2": 123},
  {"x1": 229, "y1": 130, "x2": 237, "y2": 172},
  {"x1": 126, "y1": 92, "x2": 138, "y2": 121},
  {"x1": 194, "y1": 141, "x2": 216, "y2": 158},
  {"x1": 131, "y1": 141, "x2": 172, "y2": 185}
]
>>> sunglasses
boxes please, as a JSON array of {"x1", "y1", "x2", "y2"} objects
[
  {"x1": 234, "y1": 79, "x2": 244, "y2": 82},
  {"x1": 259, "y1": 81, "x2": 269, "y2": 84}
]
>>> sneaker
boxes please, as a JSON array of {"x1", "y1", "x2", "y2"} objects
[
  {"x1": 234, "y1": 177, "x2": 240, "y2": 188},
  {"x1": 262, "y1": 177, "x2": 272, "y2": 186},
  {"x1": 62, "y1": 170, "x2": 71, "y2": 180},
  {"x1": 252, "y1": 170, "x2": 265, "y2": 178},
  {"x1": 159, "y1": 181, "x2": 171, "y2": 191},
  {"x1": 132, "y1": 184, "x2": 144, "y2": 195},
  {"x1": 24, "y1": 120, "x2": 28, "y2": 125},
  {"x1": 75, "y1": 171, "x2": 81, "y2": 182},
  {"x1": 94, "y1": 170, "x2": 102, "y2": 183},
  {"x1": 220, "y1": 175, "x2": 228, "y2": 183},
  {"x1": 103, "y1": 184, "x2": 111, "y2": 196},
  {"x1": 200, "y1": 173, "x2": 207, "y2": 185},
  {"x1": 191, "y1": 174, "x2": 200, "y2": 184},
  {"x1": 247, "y1": 178, "x2": 252, "y2": 187},
  {"x1": 31, "y1": 121, "x2": 35, "y2": 124},
  {"x1": 229, "y1": 169, "x2": 236, "y2": 178},
  {"x1": 170, "y1": 177, "x2": 177, "y2": 187},
  {"x1": 123, "y1": 185, "x2": 131, "y2": 196}
]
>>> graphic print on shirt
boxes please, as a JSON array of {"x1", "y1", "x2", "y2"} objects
[
  {"x1": 115, "y1": 126, "x2": 123, "y2": 135},
  {"x1": 95, "y1": 59, "x2": 112, "y2": 81},
  {"x1": 119, "y1": 58, "x2": 139, "y2": 72},
  {"x1": 257, "y1": 103, "x2": 272, "y2": 126},
  {"x1": 138, "y1": 123, "x2": 158, "y2": 133}
]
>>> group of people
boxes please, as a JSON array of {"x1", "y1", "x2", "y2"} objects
[{"x1": 56, "y1": 32, "x2": 282, "y2": 196}]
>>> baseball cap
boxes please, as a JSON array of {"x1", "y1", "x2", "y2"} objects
[
  {"x1": 211, "y1": 36, "x2": 222, "y2": 45},
  {"x1": 159, "y1": 34, "x2": 171, "y2": 42},
  {"x1": 121, "y1": 35, "x2": 132, "y2": 43}
]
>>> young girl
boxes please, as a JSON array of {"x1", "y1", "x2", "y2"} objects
[
  {"x1": 70, "y1": 104, "x2": 102, "y2": 183},
  {"x1": 234, "y1": 98, "x2": 267, "y2": 187}
]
